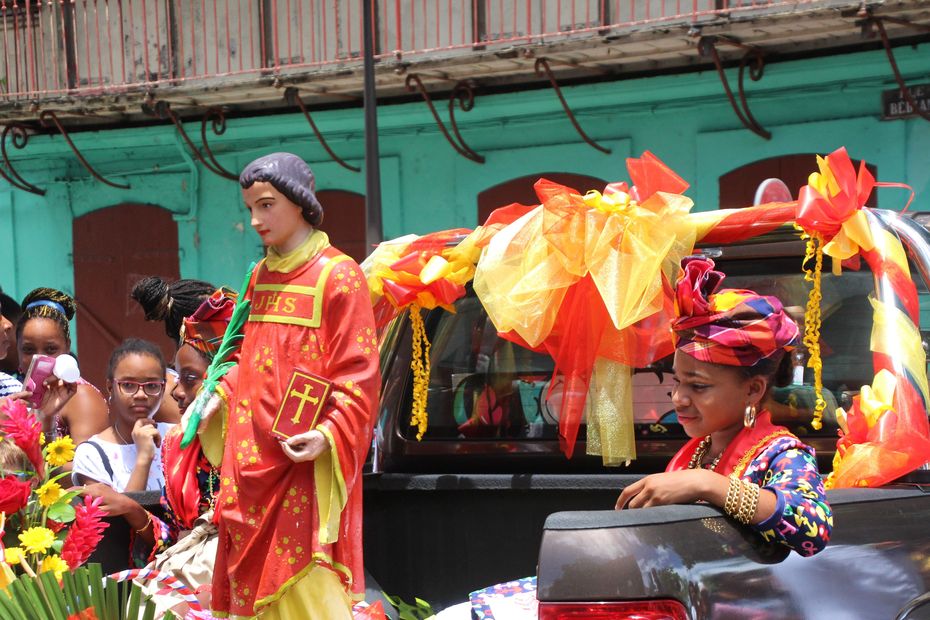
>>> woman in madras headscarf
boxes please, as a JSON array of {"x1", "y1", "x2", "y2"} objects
[
  {"x1": 616, "y1": 256, "x2": 833, "y2": 557},
  {"x1": 82, "y1": 286, "x2": 236, "y2": 615}
]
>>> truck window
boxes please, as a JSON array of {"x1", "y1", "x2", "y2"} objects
[{"x1": 398, "y1": 252, "x2": 895, "y2": 444}]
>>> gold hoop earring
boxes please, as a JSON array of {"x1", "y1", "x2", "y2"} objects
[{"x1": 744, "y1": 404, "x2": 757, "y2": 428}]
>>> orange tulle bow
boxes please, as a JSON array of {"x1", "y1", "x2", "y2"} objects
[
  {"x1": 363, "y1": 228, "x2": 476, "y2": 327},
  {"x1": 362, "y1": 228, "x2": 478, "y2": 440},
  {"x1": 796, "y1": 146, "x2": 876, "y2": 264},
  {"x1": 830, "y1": 369, "x2": 930, "y2": 487},
  {"x1": 474, "y1": 151, "x2": 698, "y2": 460}
]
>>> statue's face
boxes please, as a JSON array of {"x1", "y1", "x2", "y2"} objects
[{"x1": 242, "y1": 181, "x2": 311, "y2": 252}]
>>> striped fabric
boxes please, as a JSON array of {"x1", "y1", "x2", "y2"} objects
[
  {"x1": 673, "y1": 256, "x2": 799, "y2": 367},
  {"x1": 0, "y1": 372, "x2": 22, "y2": 399}
]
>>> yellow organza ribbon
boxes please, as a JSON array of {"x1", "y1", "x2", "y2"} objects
[{"x1": 474, "y1": 185, "x2": 697, "y2": 465}]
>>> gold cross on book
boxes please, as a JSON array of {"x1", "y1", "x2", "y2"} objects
[{"x1": 290, "y1": 383, "x2": 321, "y2": 425}]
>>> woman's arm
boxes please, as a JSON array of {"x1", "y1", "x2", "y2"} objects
[
  {"x1": 60, "y1": 384, "x2": 109, "y2": 445},
  {"x1": 71, "y1": 441, "x2": 111, "y2": 487},
  {"x1": 749, "y1": 445, "x2": 833, "y2": 556},
  {"x1": 80, "y1": 483, "x2": 172, "y2": 566},
  {"x1": 615, "y1": 468, "x2": 778, "y2": 524}
]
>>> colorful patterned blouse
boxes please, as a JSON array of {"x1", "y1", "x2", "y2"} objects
[{"x1": 742, "y1": 435, "x2": 832, "y2": 556}]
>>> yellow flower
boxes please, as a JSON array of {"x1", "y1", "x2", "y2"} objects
[
  {"x1": 39, "y1": 555, "x2": 68, "y2": 581},
  {"x1": 36, "y1": 480, "x2": 63, "y2": 508},
  {"x1": 44, "y1": 436, "x2": 75, "y2": 468},
  {"x1": 39, "y1": 433, "x2": 45, "y2": 447},
  {"x1": 18, "y1": 527, "x2": 55, "y2": 555},
  {"x1": 3, "y1": 547, "x2": 23, "y2": 565}
]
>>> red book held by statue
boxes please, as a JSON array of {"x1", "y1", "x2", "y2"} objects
[{"x1": 272, "y1": 369, "x2": 333, "y2": 440}]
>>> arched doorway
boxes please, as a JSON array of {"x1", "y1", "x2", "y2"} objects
[
  {"x1": 719, "y1": 154, "x2": 878, "y2": 209},
  {"x1": 316, "y1": 189, "x2": 367, "y2": 263},
  {"x1": 72, "y1": 204, "x2": 180, "y2": 389},
  {"x1": 477, "y1": 173, "x2": 608, "y2": 226}
]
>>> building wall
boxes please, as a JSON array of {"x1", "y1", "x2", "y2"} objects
[{"x1": 1, "y1": 43, "x2": 928, "y2": 350}]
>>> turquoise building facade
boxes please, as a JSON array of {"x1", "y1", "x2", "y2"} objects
[{"x1": 1, "y1": 42, "x2": 927, "y2": 313}]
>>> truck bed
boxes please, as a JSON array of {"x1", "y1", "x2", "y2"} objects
[{"x1": 538, "y1": 486, "x2": 930, "y2": 619}]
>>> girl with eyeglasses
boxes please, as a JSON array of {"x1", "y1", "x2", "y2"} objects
[{"x1": 71, "y1": 338, "x2": 174, "y2": 492}]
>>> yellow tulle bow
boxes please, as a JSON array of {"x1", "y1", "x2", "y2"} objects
[{"x1": 858, "y1": 368, "x2": 897, "y2": 429}]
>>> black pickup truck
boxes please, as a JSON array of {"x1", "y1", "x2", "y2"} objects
[{"x1": 364, "y1": 208, "x2": 930, "y2": 617}]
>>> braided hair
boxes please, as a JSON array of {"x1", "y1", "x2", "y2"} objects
[
  {"x1": 17, "y1": 288, "x2": 77, "y2": 344},
  {"x1": 131, "y1": 276, "x2": 216, "y2": 342}
]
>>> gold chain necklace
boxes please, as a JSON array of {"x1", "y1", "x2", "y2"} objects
[{"x1": 688, "y1": 435, "x2": 722, "y2": 471}]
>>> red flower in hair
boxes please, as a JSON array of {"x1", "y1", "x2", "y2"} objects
[
  {"x1": 0, "y1": 475, "x2": 31, "y2": 515},
  {"x1": 0, "y1": 398, "x2": 44, "y2": 477},
  {"x1": 675, "y1": 256, "x2": 724, "y2": 319},
  {"x1": 61, "y1": 496, "x2": 109, "y2": 569}
]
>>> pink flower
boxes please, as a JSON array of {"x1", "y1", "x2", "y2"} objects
[
  {"x1": 0, "y1": 398, "x2": 43, "y2": 476},
  {"x1": 61, "y1": 496, "x2": 109, "y2": 569},
  {"x1": 675, "y1": 256, "x2": 724, "y2": 319}
]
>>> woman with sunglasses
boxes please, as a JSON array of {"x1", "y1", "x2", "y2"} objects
[{"x1": 71, "y1": 338, "x2": 174, "y2": 492}]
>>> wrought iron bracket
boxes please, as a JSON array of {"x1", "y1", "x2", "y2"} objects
[
  {"x1": 405, "y1": 74, "x2": 485, "y2": 164},
  {"x1": 285, "y1": 87, "x2": 360, "y2": 172},
  {"x1": 534, "y1": 58, "x2": 612, "y2": 154},
  {"x1": 152, "y1": 101, "x2": 238, "y2": 181},
  {"x1": 0, "y1": 123, "x2": 46, "y2": 196},
  {"x1": 200, "y1": 108, "x2": 241, "y2": 180},
  {"x1": 861, "y1": 14, "x2": 930, "y2": 123},
  {"x1": 39, "y1": 111, "x2": 131, "y2": 189},
  {"x1": 698, "y1": 36, "x2": 771, "y2": 140}
]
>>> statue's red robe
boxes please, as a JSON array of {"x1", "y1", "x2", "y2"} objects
[{"x1": 209, "y1": 234, "x2": 380, "y2": 618}]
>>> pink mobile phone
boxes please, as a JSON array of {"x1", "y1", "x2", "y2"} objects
[{"x1": 23, "y1": 354, "x2": 56, "y2": 409}]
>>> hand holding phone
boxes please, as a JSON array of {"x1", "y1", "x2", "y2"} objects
[
  {"x1": 23, "y1": 355, "x2": 56, "y2": 409},
  {"x1": 22, "y1": 354, "x2": 81, "y2": 410}
]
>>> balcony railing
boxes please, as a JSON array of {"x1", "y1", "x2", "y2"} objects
[{"x1": 0, "y1": 0, "x2": 819, "y2": 101}]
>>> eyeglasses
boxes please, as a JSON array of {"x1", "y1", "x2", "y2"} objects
[{"x1": 115, "y1": 380, "x2": 165, "y2": 397}]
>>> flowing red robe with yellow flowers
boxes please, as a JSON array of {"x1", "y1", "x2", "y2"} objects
[{"x1": 210, "y1": 240, "x2": 379, "y2": 618}]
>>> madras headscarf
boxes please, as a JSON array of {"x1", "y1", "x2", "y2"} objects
[
  {"x1": 179, "y1": 287, "x2": 237, "y2": 360},
  {"x1": 672, "y1": 256, "x2": 799, "y2": 366}
]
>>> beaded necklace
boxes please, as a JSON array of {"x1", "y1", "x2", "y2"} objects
[{"x1": 688, "y1": 435, "x2": 722, "y2": 471}]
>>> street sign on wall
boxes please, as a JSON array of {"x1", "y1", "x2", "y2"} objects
[{"x1": 882, "y1": 84, "x2": 930, "y2": 119}]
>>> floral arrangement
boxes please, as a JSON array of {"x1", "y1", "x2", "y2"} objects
[{"x1": 0, "y1": 398, "x2": 108, "y2": 586}]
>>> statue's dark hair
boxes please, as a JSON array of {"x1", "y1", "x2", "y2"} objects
[
  {"x1": 239, "y1": 152, "x2": 323, "y2": 226},
  {"x1": 131, "y1": 276, "x2": 216, "y2": 342}
]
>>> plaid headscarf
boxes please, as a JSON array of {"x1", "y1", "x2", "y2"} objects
[
  {"x1": 179, "y1": 288, "x2": 237, "y2": 360},
  {"x1": 673, "y1": 256, "x2": 799, "y2": 367}
]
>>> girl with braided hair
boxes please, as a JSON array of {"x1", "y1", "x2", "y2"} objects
[
  {"x1": 16, "y1": 287, "x2": 108, "y2": 450},
  {"x1": 82, "y1": 283, "x2": 237, "y2": 616}
]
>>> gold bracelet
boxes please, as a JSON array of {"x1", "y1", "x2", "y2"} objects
[
  {"x1": 737, "y1": 481, "x2": 760, "y2": 525},
  {"x1": 724, "y1": 475, "x2": 740, "y2": 516},
  {"x1": 134, "y1": 514, "x2": 152, "y2": 535},
  {"x1": 747, "y1": 482, "x2": 761, "y2": 525},
  {"x1": 736, "y1": 481, "x2": 753, "y2": 525}
]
